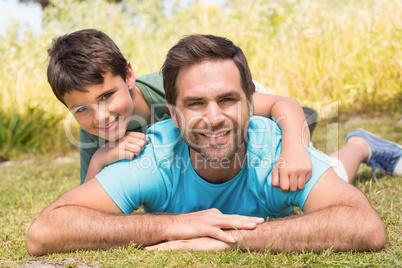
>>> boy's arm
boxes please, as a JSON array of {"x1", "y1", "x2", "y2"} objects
[
  {"x1": 79, "y1": 129, "x2": 102, "y2": 184},
  {"x1": 84, "y1": 132, "x2": 149, "y2": 183},
  {"x1": 253, "y1": 93, "x2": 312, "y2": 192}
]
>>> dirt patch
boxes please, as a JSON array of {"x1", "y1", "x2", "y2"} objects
[
  {"x1": 342, "y1": 115, "x2": 401, "y2": 127},
  {"x1": 17, "y1": 258, "x2": 99, "y2": 268}
]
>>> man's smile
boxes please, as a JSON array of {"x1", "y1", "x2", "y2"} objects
[
  {"x1": 201, "y1": 130, "x2": 230, "y2": 138},
  {"x1": 198, "y1": 129, "x2": 232, "y2": 143}
]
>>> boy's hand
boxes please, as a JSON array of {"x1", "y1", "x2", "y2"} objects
[
  {"x1": 272, "y1": 148, "x2": 312, "y2": 193},
  {"x1": 84, "y1": 132, "x2": 149, "y2": 183},
  {"x1": 102, "y1": 132, "x2": 149, "y2": 164}
]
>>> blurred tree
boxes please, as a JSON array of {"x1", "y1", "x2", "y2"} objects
[{"x1": 19, "y1": 0, "x2": 124, "y2": 9}]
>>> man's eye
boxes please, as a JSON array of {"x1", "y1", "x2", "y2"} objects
[
  {"x1": 101, "y1": 92, "x2": 114, "y2": 100},
  {"x1": 221, "y1": 98, "x2": 235, "y2": 103},
  {"x1": 188, "y1": 102, "x2": 203, "y2": 106}
]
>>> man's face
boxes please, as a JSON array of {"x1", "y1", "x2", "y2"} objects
[
  {"x1": 63, "y1": 71, "x2": 134, "y2": 142},
  {"x1": 170, "y1": 59, "x2": 252, "y2": 162}
]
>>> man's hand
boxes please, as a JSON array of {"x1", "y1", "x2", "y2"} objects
[
  {"x1": 272, "y1": 147, "x2": 312, "y2": 193},
  {"x1": 145, "y1": 237, "x2": 235, "y2": 252},
  {"x1": 165, "y1": 208, "x2": 265, "y2": 243}
]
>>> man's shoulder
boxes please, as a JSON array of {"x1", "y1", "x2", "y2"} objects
[
  {"x1": 144, "y1": 119, "x2": 183, "y2": 160},
  {"x1": 248, "y1": 116, "x2": 281, "y2": 133},
  {"x1": 146, "y1": 119, "x2": 180, "y2": 144},
  {"x1": 247, "y1": 116, "x2": 282, "y2": 153}
]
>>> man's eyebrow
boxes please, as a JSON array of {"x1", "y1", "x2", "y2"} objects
[
  {"x1": 182, "y1": 90, "x2": 242, "y2": 103},
  {"x1": 218, "y1": 91, "x2": 241, "y2": 98},
  {"x1": 182, "y1": 96, "x2": 205, "y2": 103}
]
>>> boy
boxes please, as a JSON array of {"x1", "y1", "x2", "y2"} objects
[{"x1": 47, "y1": 29, "x2": 314, "y2": 189}]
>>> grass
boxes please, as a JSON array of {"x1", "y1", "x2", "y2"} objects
[{"x1": 1, "y1": 118, "x2": 401, "y2": 267}]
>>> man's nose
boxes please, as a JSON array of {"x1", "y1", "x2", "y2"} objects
[
  {"x1": 205, "y1": 102, "x2": 225, "y2": 127},
  {"x1": 93, "y1": 101, "x2": 110, "y2": 124}
]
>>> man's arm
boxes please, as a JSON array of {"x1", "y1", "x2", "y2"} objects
[
  {"x1": 27, "y1": 179, "x2": 264, "y2": 256},
  {"x1": 253, "y1": 93, "x2": 312, "y2": 192},
  {"x1": 230, "y1": 168, "x2": 386, "y2": 252},
  {"x1": 148, "y1": 169, "x2": 386, "y2": 252}
]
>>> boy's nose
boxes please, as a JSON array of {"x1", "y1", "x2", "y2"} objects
[{"x1": 93, "y1": 101, "x2": 110, "y2": 125}]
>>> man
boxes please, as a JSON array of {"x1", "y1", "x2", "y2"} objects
[{"x1": 28, "y1": 34, "x2": 392, "y2": 255}]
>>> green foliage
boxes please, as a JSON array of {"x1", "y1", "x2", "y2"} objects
[
  {"x1": 0, "y1": 109, "x2": 38, "y2": 161},
  {"x1": 3, "y1": 0, "x2": 401, "y2": 116},
  {"x1": 0, "y1": 0, "x2": 401, "y2": 159},
  {"x1": 0, "y1": 107, "x2": 69, "y2": 161}
]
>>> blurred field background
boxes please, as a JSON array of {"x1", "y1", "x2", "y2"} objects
[
  {"x1": 0, "y1": 1, "x2": 401, "y2": 267},
  {"x1": 0, "y1": 0, "x2": 401, "y2": 161}
]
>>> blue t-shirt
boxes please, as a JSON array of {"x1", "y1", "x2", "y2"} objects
[{"x1": 96, "y1": 116, "x2": 332, "y2": 218}]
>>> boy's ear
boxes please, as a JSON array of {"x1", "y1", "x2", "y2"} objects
[
  {"x1": 167, "y1": 101, "x2": 179, "y2": 128},
  {"x1": 126, "y1": 61, "x2": 136, "y2": 88}
]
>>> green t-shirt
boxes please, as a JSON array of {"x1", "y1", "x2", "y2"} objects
[{"x1": 78, "y1": 72, "x2": 170, "y2": 184}]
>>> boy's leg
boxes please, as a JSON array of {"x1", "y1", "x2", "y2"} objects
[
  {"x1": 330, "y1": 129, "x2": 402, "y2": 183},
  {"x1": 329, "y1": 139, "x2": 369, "y2": 184}
]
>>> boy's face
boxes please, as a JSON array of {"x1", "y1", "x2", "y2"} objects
[{"x1": 63, "y1": 71, "x2": 134, "y2": 142}]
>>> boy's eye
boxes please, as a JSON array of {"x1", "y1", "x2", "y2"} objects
[
  {"x1": 101, "y1": 92, "x2": 114, "y2": 100},
  {"x1": 76, "y1": 106, "x2": 89, "y2": 113}
]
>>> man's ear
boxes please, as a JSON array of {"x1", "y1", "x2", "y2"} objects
[
  {"x1": 126, "y1": 61, "x2": 136, "y2": 88},
  {"x1": 249, "y1": 93, "x2": 254, "y2": 117},
  {"x1": 167, "y1": 101, "x2": 179, "y2": 128}
]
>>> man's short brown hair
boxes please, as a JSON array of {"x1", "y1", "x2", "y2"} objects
[{"x1": 162, "y1": 34, "x2": 255, "y2": 105}]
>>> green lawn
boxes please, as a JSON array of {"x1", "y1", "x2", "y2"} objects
[{"x1": 1, "y1": 117, "x2": 401, "y2": 267}]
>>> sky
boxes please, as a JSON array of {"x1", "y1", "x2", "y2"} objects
[
  {"x1": 0, "y1": 0, "x2": 225, "y2": 36},
  {"x1": 0, "y1": 0, "x2": 42, "y2": 36}
]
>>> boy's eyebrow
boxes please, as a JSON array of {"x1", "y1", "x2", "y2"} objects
[
  {"x1": 68, "y1": 87, "x2": 117, "y2": 111},
  {"x1": 69, "y1": 103, "x2": 87, "y2": 111},
  {"x1": 95, "y1": 87, "x2": 117, "y2": 100}
]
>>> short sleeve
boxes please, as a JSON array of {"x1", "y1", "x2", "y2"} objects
[
  {"x1": 95, "y1": 147, "x2": 168, "y2": 214},
  {"x1": 264, "y1": 145, "x2": 332, "y2": 216}
]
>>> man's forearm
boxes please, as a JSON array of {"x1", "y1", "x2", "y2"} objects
[
  {"x1": 231, "y1": 204, "x2": 386, "y2": 253},
  {"x1": 27, "y1": 201, "x2": 264, "y2": 256},
  {"x1": 27, "y1": 205, "x2": 169, "y2": 255}
]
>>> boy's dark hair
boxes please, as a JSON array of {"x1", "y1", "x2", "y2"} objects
[
  {"x1": 162, "y1": 34, "x2": 255, "y2": 105},
  {"x1": 47, "y1": 29, "x2": 127, "y2": 105}
]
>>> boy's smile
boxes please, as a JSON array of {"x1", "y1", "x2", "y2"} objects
[{"x1": 63, "y1": 71, "x2": 135, "y2": 142}]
